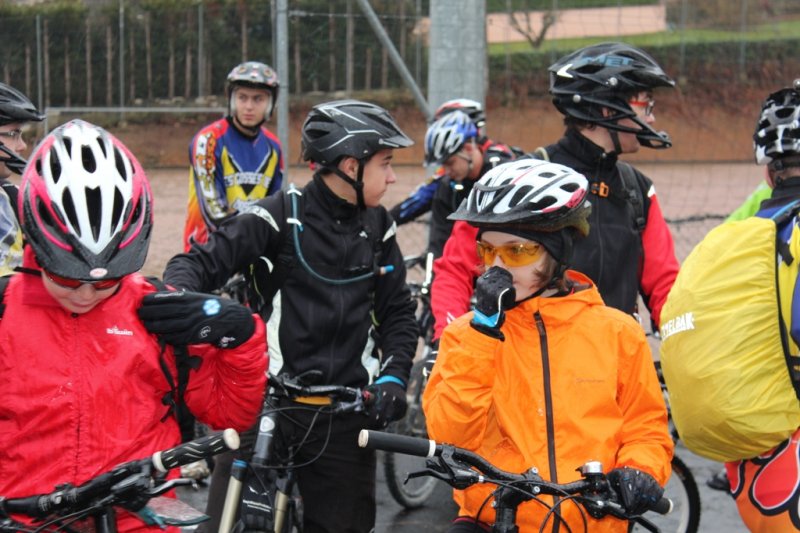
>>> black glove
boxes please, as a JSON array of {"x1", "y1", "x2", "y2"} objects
[
  {"x1": 607, "y1": 467, "x2": 664, "y2": 516},
  {"x1": 365, "y1": 379, "x2": 408, "y2": 429},
  {"x1": 422, "y1": 339, "x2": 440, "y2": 381},
  {"x1": 138, "y1": 290, "x2": 256, "y2": 349},
  {"x1": 470, "y1": 266, "x2": 516, "y2": 340}
]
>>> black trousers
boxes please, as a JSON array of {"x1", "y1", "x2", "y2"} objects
[{"x1": 200, "y1": 402, "x2": 376, "y2": 533}]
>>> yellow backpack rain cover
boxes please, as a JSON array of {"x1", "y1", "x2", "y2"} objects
[{"x1": 660, "y1": 206, "x2": 800, "y2": 462}]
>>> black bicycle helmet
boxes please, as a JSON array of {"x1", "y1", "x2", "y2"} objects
[
  {"x1": 549, "y1": 42, "x2": 674, "y2": 149},
  {"x1": 449, "y1": 158, "x2": 591, "y2": 236},
  {"x1": 0, "y1": 83, "x2": 43, "y2": 175},
  {"x1": 226, "y1": 61, "x2": 280, "y2": 122},
  {"x1": 301, "y1": 99, "x2": 413, "y2": 166},
  {"x1": 754, "y1": 79, "x2": 800, "y2": 167},
  {"x1": 0, "y1": 83, "x2": 43, "y2": 126}
]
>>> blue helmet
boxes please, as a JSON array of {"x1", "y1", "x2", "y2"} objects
[{"x1": 424, "y1": 110, "x2": 479, "y2": 166}]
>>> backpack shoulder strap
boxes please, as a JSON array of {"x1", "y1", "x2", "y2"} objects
[
  {"x1": 145, "y1": 276, "x2": 200, "y2": 434},
  {"x1": 617, "y1": 161, "x2": 647, "y2": 234},
  {"x1": 529, "y1": 146, "x2": 550, "y2": 161},
  {"x1": 0, "y1": 274, "x2": 11, "y2": 317}
]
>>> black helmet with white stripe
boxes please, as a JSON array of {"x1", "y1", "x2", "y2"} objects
[
  {"x1": 301, "y1": 99, "x2": 413, "y2": 166},
  {"x1": 549, "y1": 42, "x2": 674, "y2": 149},
  {"x1": 449, "y1": 158, "x2": 591, "y2": 236}
]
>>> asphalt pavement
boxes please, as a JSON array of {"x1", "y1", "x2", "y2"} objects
[{"x1": 176, "y1": 440, "x2": 749, "y2": 532}]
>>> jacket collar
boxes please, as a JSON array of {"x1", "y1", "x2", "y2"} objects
[
  {"x1": 560, "y1": 128, "x2": 619, "y2": 173},
  {"x1": 511, "y1": 270, "x2": 604, "y2": 323}
]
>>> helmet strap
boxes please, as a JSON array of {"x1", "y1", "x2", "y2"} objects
[
  {"x1": 331, "y1": 161, "x2": 367, "y2": 209},
  {"x1": 0, "y1": 141, "x2": 27, "y2": 175},
  {"x1": 608, "y1": 130, "x2": 623, "y2": 155}
]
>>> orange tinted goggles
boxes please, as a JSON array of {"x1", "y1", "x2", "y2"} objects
[
  {"x1": 476, "y1": 241, "x2": 545, "y2": 267},
  {"x1": 44, "y1": 270, "x2": 121, "y2": 291}
]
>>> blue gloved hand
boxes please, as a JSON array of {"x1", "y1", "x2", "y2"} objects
[
  {"x1": 607, "y1": 467, "x2": 664, "y2": 516},
  {"x1": 470, "y1": 266, "x2": 516, "y2": 340},
  {"x1": 138, "y1": 290, "x2": 255, "y2": 349},
  {"x1": 365, "y1": 378, "x2": 407, "y2": 429}
]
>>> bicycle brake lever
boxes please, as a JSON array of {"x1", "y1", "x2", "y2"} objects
[
  {"x1": 146, "y1": 478, "x2": 193, "y2": 497},
  {"x1": 424, "y1": 456, "x2": 481, "y2": 490}
]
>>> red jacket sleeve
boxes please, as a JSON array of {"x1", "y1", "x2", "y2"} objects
[
  {"x1": 183, "y1": 316, "x2": 267, "y2": 431},
  {"x1": 431, "y1": 221, "x2": 481, "y2": 339},
  {"x1": 640, "y1": 189, "x2": 679, "y2": 328}
]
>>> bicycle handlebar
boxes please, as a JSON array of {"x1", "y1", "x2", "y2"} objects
[
  {"x1": 0, "y1": 429, "x2": 240, "y2": 519},
  {"x1": 268, "y1": 372, "x2": 372, "y2": 410},
  {"x1": 358, "y1": 430, "x2": 672, "y2": 517}
]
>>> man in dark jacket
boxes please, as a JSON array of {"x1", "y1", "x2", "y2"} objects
[
  {"x1": 164, "y1": 99, "x2": 417, "y2": 533},
  {"x1": 431, "y1": 42, "x2": 680, "y2": 340}
]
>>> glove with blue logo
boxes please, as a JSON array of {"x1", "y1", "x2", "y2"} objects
[
  {"x1": 470, "y1": 266, "x2": 516, "y2": 340},
  {"x1": 138, "y1": 290, "x2": 255, "y2": 349}
]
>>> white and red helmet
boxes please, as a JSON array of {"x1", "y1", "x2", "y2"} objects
[{"x1": 20, "y1": 119, "x2": 153, "y2": 280}]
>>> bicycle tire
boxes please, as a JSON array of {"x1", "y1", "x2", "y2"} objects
[
  {"x1": 383, "y1": 360, "x2": 438, "y2": 509},
  {"x1": 628, "y1": 454, "x2": 701, "y2": 533}
]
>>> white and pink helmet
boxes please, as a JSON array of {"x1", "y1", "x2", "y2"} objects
[{"x1": 20, "y1": 119, "x2": 153, "y2": 280}]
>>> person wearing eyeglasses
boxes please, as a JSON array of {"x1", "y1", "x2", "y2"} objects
[
  {"x1": 430, "y1": 43, "x2": 680, "y2": 351},
  {"x1": 0, "y1": 120, "x2": 268, "y2": 532},
  {"x1": 0, "y1": 82, "x2": 43, "y2": 276},
  {"x1": 423, "y1": 159, "x2": 673, "y2": 532}
]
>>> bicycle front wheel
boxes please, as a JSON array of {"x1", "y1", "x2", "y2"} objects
[
  {"x1": 383, "y1": 360, "x2": 438, "y2": 509},
  {"x1": 629, "y1": 454, "x2": 701, "y2": 533}
]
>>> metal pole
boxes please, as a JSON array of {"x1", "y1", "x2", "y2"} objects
[
  {"x1": 678, "y1": 0, "x2": 688, "y2": 83},
  {"x1": 198, "y1": 2, "x2": 204, "y2": 98},
  {"x1": 119, "y1": 0, "x2": 125, "y2": 111},
  {"x1": 36, "y1": 15, "x2": 43, "y2": 121},
  {"x1": 275, "y1": 0, "x2": 290, "y2": 185},
  {"x1": 354, "y1": 0, "x2": 430, "y2": 120},
  {"x1": 739, "y1": 0, "x2": 748, "y2": 81}
]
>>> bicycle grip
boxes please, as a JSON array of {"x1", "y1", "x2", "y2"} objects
[
  {"x1": 358, "y1": 429, "x2": 437, "y2": 457},
  {"x1": 153, "y1": 428, "x2": 240, "y2": 473},
  {"x1": 651, "y1": 496, "x2": 673, "y2": 515}
]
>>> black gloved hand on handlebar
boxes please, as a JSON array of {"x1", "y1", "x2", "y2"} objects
[
  {"x1": 138, "y1": 290, "x2": 255, "y2": 349},
  {"x1": 365, "y1": 378, "x2": 407, "y2": 429},
  {"x1": 470, "y1": 266, "x2": 516, "y2": 341},
  {"x1": 607, "y1": 467, "x2": 664, "y2": 516}
]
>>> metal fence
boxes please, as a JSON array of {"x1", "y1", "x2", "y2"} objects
[{"x1": 2, "y1": 0, "x2": 799, "y2": 113}]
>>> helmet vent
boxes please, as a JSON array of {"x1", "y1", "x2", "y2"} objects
[
  {"x1": 48, "y1": 147, "x2": 62, "y2": 184},
  {"x1": 509, "y1": 185, "x2": 533, "y2": 207},
  {"x1": 81, "y1": 145, "x2": 96, "y2": 173},
  {"x1": 112, "y1": 188, "x2": 124, "y2": 226},
  {"x1": 114, "y1": 147, "x2": 128, "y2": 182},
  {"x1": 530, "y1": 196, "x2": 557, "y2": 211},
  {"x1": 61, "y1": 189, "x2": 80, "y2": 238},
  {"x1": 84, "y1": 186, "x2": 102, "y2": 241}
]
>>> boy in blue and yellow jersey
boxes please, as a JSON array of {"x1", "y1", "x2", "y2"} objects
[{"x1": 183, "y1": 61, "x2": 284, "y2": 251}]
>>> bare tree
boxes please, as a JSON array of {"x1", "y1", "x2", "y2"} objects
[
  {"x1": 105, "y1": 24, "x2": 113, "y2": 106},
  {"x1": 507, "y1": 4, "x2": 558, "y2": 49},
  {"x1": 144, "y1": 12, "x2": 153, "y2": 101},
  {"x1": 85, "y1": 18, "x2": 92, "y2": 105}
]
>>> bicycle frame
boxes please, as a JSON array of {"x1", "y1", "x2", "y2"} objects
[{"x1": 219, "y1": 373, "x2": 370, "y2": 533}]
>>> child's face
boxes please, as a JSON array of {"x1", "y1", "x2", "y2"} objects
[
  {"x1": 478, "y1": 231, "x2": 552, "y2": 301},
  {"x1": 42, "y1": 271, "x2": 120, "y2": 314}
]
